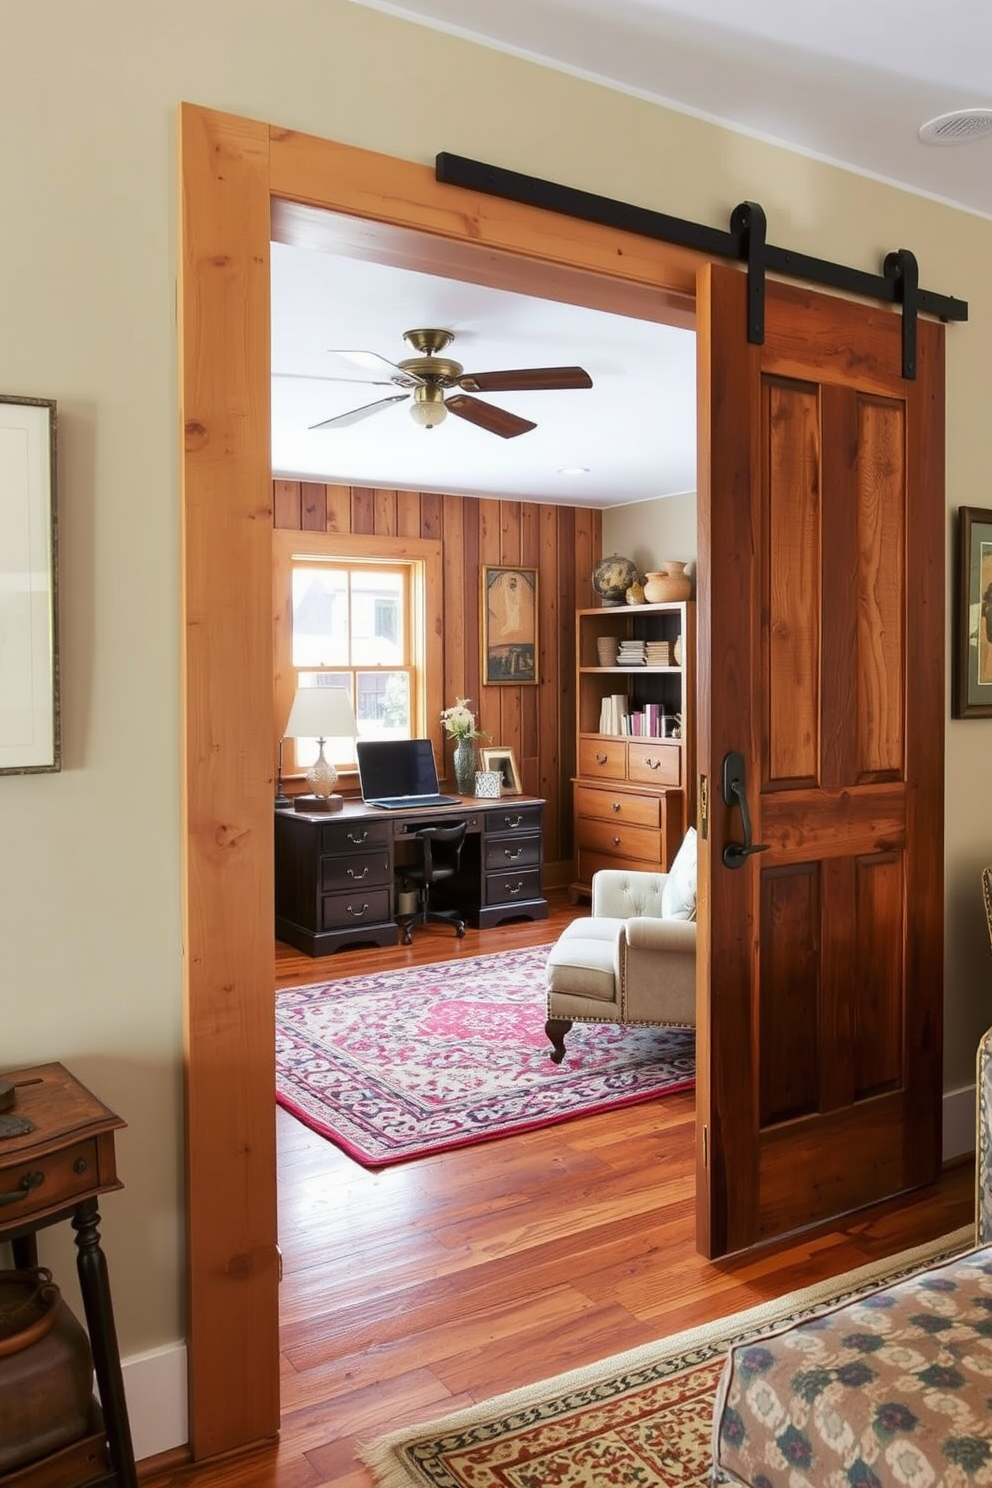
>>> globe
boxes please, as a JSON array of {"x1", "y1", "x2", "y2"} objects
[{"x1": 592, "y1": 554, "x2": 638, "y2": 606}]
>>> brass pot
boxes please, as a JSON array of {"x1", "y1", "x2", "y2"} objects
[{"x1": 0, "y1": 1268, "x2": 93, "y2": 1471}]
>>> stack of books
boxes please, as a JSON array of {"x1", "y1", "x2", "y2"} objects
[
  {"x1": 617, "y1": 639, "x2": 646, "y2": 665},
  {"x1": 645, "y1": 640, "x2": 672, "y2": 666}
]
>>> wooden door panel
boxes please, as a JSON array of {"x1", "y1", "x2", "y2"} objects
[{"x1": 697, "y1": 264, "x2": 944, "y2": 1257}]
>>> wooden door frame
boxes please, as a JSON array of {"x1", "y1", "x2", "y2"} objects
[{"x1": 178, "y1": 103, "x2": 707, "y2": 1458}]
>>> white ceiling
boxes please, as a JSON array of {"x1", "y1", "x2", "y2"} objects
[{"x1": 272, "y1": 0, "x2": 992, "y2": 508}]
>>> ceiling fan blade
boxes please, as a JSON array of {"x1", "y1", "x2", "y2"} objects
[
  {"x1": 445, "y1": 395, "x2": 536, "y2": 439},
  {"x1": 274, "y1": 371, "x2": 398, "y2": 387},
  {"x1": 309, "y1": 394, "x2": 409, "y2": 430},
  {"x1": 328, "y1": 350, "x2": 425, "y2": 387},
  {"x1": 457, "y1": 366, "x2": 593, "y2": 393}
]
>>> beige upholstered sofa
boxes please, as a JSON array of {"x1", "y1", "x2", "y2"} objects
[{"x1": 544, "y1": 830, "x2": 697, "y2": 1064}]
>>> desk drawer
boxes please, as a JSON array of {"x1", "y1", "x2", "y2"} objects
[
  {"x1": 320, "y1": 887, "x2": 393, "y2": 932},
  {"x1": 484, "y1": 805, "x2": 543, "y2": 836},
  {"x1": 483, "y1": 835, "x2": 541, "y2": 872},
  {"x1": 484, "y1": 868, "x2": 543, "y2": 906},
  {"x1": 0, "y1": 1138, "x2": 102, "y2": 1218},
  {"x1": 578, "y1": 738, "x2": 627, "y2": 780},
  {"x1": 320, "y1": 850, "x2": 391, "y2": 893},
  {"x1": 320, "y1": 819, "x2": 392, "y2": 853},
  {"x1": 574, "y1": 784, "x2": 662, "y2": 827},
  {"x1": 627, "y1": 741, "x2": 681, "y2": 787}
]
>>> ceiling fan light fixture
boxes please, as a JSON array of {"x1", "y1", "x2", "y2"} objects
[{"x1": 409, "y1": 384, "x2": 447, "y2": 428}]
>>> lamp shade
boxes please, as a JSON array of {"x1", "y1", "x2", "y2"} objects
[{"x1": 284, "y1": 685, "x2": 357, "y2": 741}]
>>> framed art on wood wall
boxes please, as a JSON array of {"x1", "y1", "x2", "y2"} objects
[
  {"x1": 0, "y1": 395, "x2": 60, "y2": 773},
  {"x1": 954, "y1": 505, "x2": 992, "y2": 718},
  {"x1": 481, "y1": 565, "x2": 538, "y2": 684}
]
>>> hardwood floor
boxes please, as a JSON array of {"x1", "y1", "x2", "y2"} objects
[{"x1": 153, "y1": 891, "x2": 976, "y2": 1488}]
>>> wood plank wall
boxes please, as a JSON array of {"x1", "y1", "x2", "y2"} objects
[{"x1": 273, "y1": 479, "x2": 602, "y2": 879}]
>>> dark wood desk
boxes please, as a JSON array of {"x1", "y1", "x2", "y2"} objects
[
  {"x1": 275, "y1": 795, "x2": 548, "y2": 955},
  {"x1": 0, "y1": 1062, "x2": 135, "y2": 1488}
]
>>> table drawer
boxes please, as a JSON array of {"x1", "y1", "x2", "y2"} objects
[
  {"x1": 483, "y1": 835, "x2": 541, "y2": 872},
  {"x1": 483, "y1": 804, "x2": 543, "y2": 836},
  {"x1": 627, "y1": 741, "x2": 681, "y2": 787},
  {"x1": 574, "y1": 784, "x2": 662, "y2": 827},
  {"x1": 320, "y1": 819, "x2": 393, "y2": 853},
  {"x1": 320, "y1": 850, "x2": 391, "y2": 893},
  {"x1": 578, "y1": 737, "x2": 627, "y2": 780},
  {"x1": 0, "y1": 1137, "x2": 102, "y2": 1219},
  {"x1": 484, "y1": 868, "x2": 543, "y2": 906},
  {"x1": 320, "y1": 886, "x2": 393, "y2": 931},
  {"x1": 578, "y1": 817, "x2": 663, "y2": 862}
]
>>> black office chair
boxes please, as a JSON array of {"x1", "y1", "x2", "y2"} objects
[{"x1": 397, "y1": 822, "x2": 468, "y2": 945}]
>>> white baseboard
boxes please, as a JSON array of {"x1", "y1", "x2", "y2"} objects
[
  {"x1": 943, "y1": 1082, "x2": 976, "y2": 1164},
  {"x1": 123, "y1": 1341, "x2": 188, "y2": 1461}
]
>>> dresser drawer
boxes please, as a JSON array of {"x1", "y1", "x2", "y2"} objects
[
  {"x1": 578, "y1": 737, "x2": 627, "y2": 780},
  {"x1": 578, "y1": 817, "x2": 663, "y2": 863},
  {"x1": 484, "y1": 868, "x2": 543, "y2": 907},
  {"x1": 320, "y1": 886, "x2": 393, "y2": 931},
  {"x1": 320, "y1": 850, "x2": 391, "y2": 893},
  {"x1": 484, "y1": 804, "x2": 543, "y2": 836},
  {"x1": 0, "y1": 1138, "x2": 103, "y2": 1219},
  {"x1": 627, "y1": 741, "x2": 681, "y2": 787},
  {"x1": 320, "y1": 819, "x2": 393, "y2": 853},
  {"x1": 578, "y1": 846, "x2": 665, "y2": 884},
  {"x1": 574, "y1": 784, "x2": 662, "y2": 827},
  {"x1": 483, "y1": 834, "x2": 541, "y2": 871}
]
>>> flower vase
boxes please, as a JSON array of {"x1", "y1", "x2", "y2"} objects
[{"x1": 453, "y1": 738, "x2": 478, "y2": 795}]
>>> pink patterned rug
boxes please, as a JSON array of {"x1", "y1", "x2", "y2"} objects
[{"x1": 275, "y1": 945, "x2": 695, "y2": 1167}]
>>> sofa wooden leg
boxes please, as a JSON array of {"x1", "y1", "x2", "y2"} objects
[{"x1": 545, "y1": 1017, "x2": 573, "y2": 1064}]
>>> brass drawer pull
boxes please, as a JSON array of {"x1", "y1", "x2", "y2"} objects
[
  {"x1": 503, "y1": 847, "x2": 523, "y2": 860},
  {"x1": 0, "y1": 1170, "x2": 45, "y2": 1206},
  {"x1": 505, "y1": 881, "x2": 524, "y2": 895},
  {"x1": 502, "y1": 815, "x2": 524, "y2": 828},
  {"x1": 644, "y1": 757, "x2": 663, "y2": 771},
  {"x1": 347, "y1": 866, "x2": 370, "y2": 880},
  {"x1": 346, "y1": 830, "x2": 369, "y2": 844},
  {"x1": 612, "y1": 836, "x2": 621, "y2": 846},
  {"x1": 612, "y1": 801, "x2": 621, "y2": 812},
  {"x1": 595, "y1": 752, "x2": 608, "y2": 764},
  {"x1": 346, "y1": 903, "x2": 370, "y2": 918}
]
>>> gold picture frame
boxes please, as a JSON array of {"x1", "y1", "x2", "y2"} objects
[
  {"x1": 954, "y1": 504, "x2": 992, "y2": 718},
  {"x1": 481, "y1": 746, "x2": 522, "y2": 795},
  {"x1": 481, "y1": 565, "x2": 538, "y2": 685}
]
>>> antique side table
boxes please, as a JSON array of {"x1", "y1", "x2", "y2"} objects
[{"x1": 0, "y1": 1061, "x2": 136, "y2": 1488}]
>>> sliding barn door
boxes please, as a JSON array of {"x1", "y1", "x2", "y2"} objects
[{"x1": 696, "y1": 263, "x2": 945, "y2": 1258}]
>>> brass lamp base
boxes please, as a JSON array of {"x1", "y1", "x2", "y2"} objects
[{"x1": 294, "y1": 794, "x2": 344, "y2": 814}]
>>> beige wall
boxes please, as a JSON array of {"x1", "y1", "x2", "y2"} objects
[
  {"x1": 4, "y1": 0, "x2": 990, "y2": 1380},
  {"x1": 605, "y1": 493, "x2": 698, "y2": 586}
]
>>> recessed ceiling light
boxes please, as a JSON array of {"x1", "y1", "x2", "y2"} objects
[
  {"x1": 557, "y1": 465, "x2": 589, "y2": 475},
  {"x1": 919, "y1": 109, "x2": 992, "y2": 146}
]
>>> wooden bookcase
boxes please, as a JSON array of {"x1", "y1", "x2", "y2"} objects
[{"x1": 571, "y1": 601, "x2": 695, "y2": 899}]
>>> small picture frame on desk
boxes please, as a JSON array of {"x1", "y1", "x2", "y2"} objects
[{"x1": 481, "y1": 746, "x2": 522, "y2": 795}]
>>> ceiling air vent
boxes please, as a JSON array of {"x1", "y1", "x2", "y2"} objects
[{"x1": 919, "y1": 108, "x2": 992, "y2": 145}]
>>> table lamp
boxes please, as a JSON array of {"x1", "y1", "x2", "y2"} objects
[{"x1": 282, "y1": 685, "x2": 357, "y2": 813}]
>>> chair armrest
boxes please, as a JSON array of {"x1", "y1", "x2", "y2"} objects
[
  {"x1": 592, "y1": 869, "x2": 668, "y2": 920},
  {"x1": 622, "y1": 916, "x2": 696, "y2": 954}
]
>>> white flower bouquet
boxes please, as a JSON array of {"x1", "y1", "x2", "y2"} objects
[{"x1": 440, "y1": 697, "x2": 487, "y2": 742}]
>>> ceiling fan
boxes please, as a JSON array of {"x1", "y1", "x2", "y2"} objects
[{"x1": 302, "y1": 328, "x2": 593, "y2": 439}]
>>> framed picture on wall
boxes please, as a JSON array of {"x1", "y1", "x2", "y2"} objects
[
  {"x1": 481, "y1": 747, "x2": 522, "y2": 795},
  {"x1": 954, "y1": 505, "x2": 992, "y2": 718},
  {"x1": 0, "y1": 395, "x2": 60, "y2": 774},
  {"x1": 481, "y1": 565, "x2": 538, "y2": 685}
]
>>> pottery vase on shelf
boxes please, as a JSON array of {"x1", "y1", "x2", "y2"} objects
[
  {"x1": 643, "y1": 561, "x2": 692, "y2": 603},
  {"x1": 453, "y1": 738, "x2": 478, "y2": 795}
]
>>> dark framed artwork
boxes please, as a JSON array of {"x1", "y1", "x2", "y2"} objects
[
  {"x1": 481, "y1": 565, "x2": 538, "y2": 685},
  {"x1": 0, "y1": 395, "x2": 60, "y2": 773},
  {"x1": 954, "y1": 505, "x2": 992, "y2": 718}
]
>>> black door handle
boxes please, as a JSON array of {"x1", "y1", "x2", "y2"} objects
[{"x1": 721, "y1": 751, "x2": 769, "y2": 870}]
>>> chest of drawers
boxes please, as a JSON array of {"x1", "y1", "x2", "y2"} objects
[{"x1": 275, "y1": 812, "x2": 399, "y2": 955}]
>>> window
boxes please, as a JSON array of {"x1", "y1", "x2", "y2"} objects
[{"x1": 273, "y1": 530, "x2": 442, "y2": 783}]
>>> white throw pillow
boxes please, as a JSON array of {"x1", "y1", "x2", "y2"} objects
[{"x1": 661, "y1": 827, "x2": 697, "y2": 920}]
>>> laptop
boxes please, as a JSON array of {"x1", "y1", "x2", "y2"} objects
[{"x1": 357, "y1": 738, "x2": 462, "y2": 809}]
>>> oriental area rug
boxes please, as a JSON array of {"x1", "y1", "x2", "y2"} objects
[
  {"x1": 275, "y1": 944, "x2": 694, "y2": 1167},
  {"x1": 361, "y1": 1228, "x2": 973, "y2": 1488}
]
